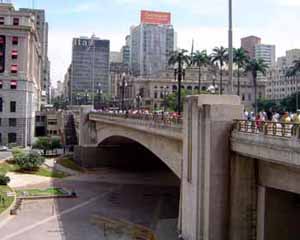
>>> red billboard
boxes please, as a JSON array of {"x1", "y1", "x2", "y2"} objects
[{"x1": 141, "y1": 10, "x2": 171, "y2": 25}]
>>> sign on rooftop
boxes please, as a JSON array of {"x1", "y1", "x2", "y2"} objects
[{"x1": 141, "y1": 10, "x2": 171, "y2": 25}]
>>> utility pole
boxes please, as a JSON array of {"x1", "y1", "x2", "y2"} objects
[{"x1": 228, "y1": 0, "x2": 234, "y2": 94}]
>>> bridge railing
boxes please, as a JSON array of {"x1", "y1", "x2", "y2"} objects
[
  {"x1": 233, "y1": 120, "x2": 300, "y2": 139},
  {"x1": 89, "y1": 112, "x2": 183, "y2": 131}
]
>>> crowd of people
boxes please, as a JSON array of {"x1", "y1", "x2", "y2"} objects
[{"x1": 244, "y1": 110, "x2": 300, "y2": 124}]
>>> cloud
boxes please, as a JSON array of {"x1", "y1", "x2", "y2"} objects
[{"x1": 279, "y1": 0, "x2": 300, "y2": 7}]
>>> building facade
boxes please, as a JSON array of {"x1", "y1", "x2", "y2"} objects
[
  {"x1": 116, "y1": 68, "x2": 266, "y2": 111},
  {"x1": 130, "y1": 11, "x2": 174, "y2": 77},
  {"x1": 20, "y1": 8, "x2": 50, "y2": 105},
  {"x1": 241, "y1": 36, "x2": 261, "y2": 59},
  {"x1": 70, "y1": 36, "x2": 110, "y2": 105},
  {"x1": 0, "y1": 3, "x2": 42, "y2": 146},
  {"x1": 255, "y1": 44, "x2": 276, "y2": 67}
]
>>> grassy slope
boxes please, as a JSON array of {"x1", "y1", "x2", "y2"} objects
[{"x1": 0, "y1": 185, "x2": 14, "y2": 214}]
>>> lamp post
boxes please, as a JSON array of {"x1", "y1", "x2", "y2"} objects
[
  {"x1": 174, "y1": 63, "x2": 186, "y2": 116},
  {"x1": 85, "y1": 89, "x2": 89, "y2": 105},
  {"x1": 97, "y1": 83, "x2": 102, "y2": 109},
  {"x1": 162, "y1": 86, "x2": 168, "y2": 114},
  {"x1": 120, "y1": 73, "x2": 128, "y2": 111},
  {"x1": 228, "y1": 0, "x2": 234, "y2": 94},
  {"x1": 135, "y1": 93, "x2": 142, "y2": 112}
]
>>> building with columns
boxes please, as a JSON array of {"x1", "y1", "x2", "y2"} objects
[{"x1": 0, "y1": 3, "x2": 42, "y2": 146}]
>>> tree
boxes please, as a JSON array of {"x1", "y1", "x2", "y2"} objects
[
  {"x1": 15, "y1": 151, "x2": 45, "y2": 171},
  {"x1": 168, "y1": 49, "x2": 191, "y2": 115},
  {"x1": 286, "y1": 59, "x2": 300, "y2": 110},
  {"x1": 233, "y1": 48, "x2": 249, "y2": 96},
  {"x1": 211, "y1": 46, "x2": 228, "y2": 95},
  {"x1": 166, "y1": 89, "x2": 193, "y2": 112},
  {"x1": 191, "y1": 50, "x2": 211, "y2": 93},
  {"x1": 33, "y1": 137, "x2": 51, "y2": 155},
  {"x1": 50, "y1": 137, "x2": 62, "y2": 154},
  {"x1": 245, "y1": 58, "x2": 268, "y2": 114}
]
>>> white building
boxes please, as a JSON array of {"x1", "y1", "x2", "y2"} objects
[{"x1": 255, "y1": 44, "x2": 276, "y2": 67}]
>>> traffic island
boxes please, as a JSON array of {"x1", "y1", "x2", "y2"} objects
[{"x1": 16, "y1": 187, "x2": 76, "y2": 200}]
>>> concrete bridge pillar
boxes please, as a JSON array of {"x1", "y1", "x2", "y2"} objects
[{"x1": 180, "y1": 95, "x2": 243, "y2": 240}]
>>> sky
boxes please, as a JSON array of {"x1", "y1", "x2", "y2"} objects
[{"x1": 10, "y1": 0, "x2": 300, "y2": 87}]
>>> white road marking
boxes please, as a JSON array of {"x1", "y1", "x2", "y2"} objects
[{"x1": 1, "y1": 187, "x2": 119, "y2": 240}]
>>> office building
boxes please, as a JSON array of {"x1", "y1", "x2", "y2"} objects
[
  {"x1": 255, "y1": 44, "x2": 276, "y2": 67},
  {"x1": 0, "y1": 3, "x2": 42, "y2": 146},
  {"x1": 20, "y1": 8, "x2": 50, "y2": 104},
  {"x1": 241, "y1": 36, "x2": 261, "y2": 59},
  {"x1": 110, "y1": 51, "x2": 122, "y2": 63},
  {"x1": 130, "y1": 10, "x2": 174, "y2": 76},
  {"x1": 70, "y1": 36, "x2": 110, "y2": 105}
]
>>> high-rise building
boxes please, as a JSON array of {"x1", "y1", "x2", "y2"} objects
[
  {"x1": 110, "y1": 51, "x2": 122, "y2": 63},
  {"x1": 255, "y1": 44, "x2": 276, "y2": 67},
  {"x1": 0, "y1": 3, "x2": 42, "y2": 146},
  {"x1": 71, "y1": 36, "x2": 110, "y2": 105},
  {"x1": 241, "y1": 36, "x2": 261, "y2": 59},
  {"x1": 130, "y1": 10, "x2": 174, "y2": 76},
  {"x1": 20, "y1": 8, "x2": 50, "y2": 105}
]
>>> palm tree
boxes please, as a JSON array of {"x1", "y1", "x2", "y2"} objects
[
  {"x1": 191, "y1": 50, "x2": 210, "y2": 93},
  {"x1": 211, "y1": 46, "x2": 228, "y2": 94},
  {"x1": 245, "y1": 58, "x2": 268, "y2": 115},
  {"x1": 233, "y1": 48, "x2": 249, "y2": 96},
  {"x1": 168, "y1": 49, "x2": 191, "y2": 115},
  {"x1": 286, "y1": 59, "x2": 300, "y2": 110}
]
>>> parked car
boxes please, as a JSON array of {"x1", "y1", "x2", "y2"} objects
[{"x1": 0, "y1": 146, "x2": 8, "y2": 152}]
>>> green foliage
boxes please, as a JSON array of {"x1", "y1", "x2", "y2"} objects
[
  {"x1": 15, "y1": 151, "x2": 45, "y2": 171},
  {"x1": 12, "y1": 147, "x2": 26, "y2": 162},
  {"x1": 280, "y1": 92, "x2": 300, "y2": 112},
  {"x1": 257, "y1": 98, "x2": 280, "y2": 112},
  {"x1": 166, "y1": 89, "x2": 199, "y2": 112},
  {"x1": 0, "y1": 175, "x2": 10, "y2": 185},
  {"x1": 50, "y1": 137, "x2": 62, "y2": 150},
  {"x1": 33, "y1": 137, "x2": 62, "y2": 155}
]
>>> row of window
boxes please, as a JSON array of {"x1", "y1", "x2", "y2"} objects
[
  {"x1": 0, "y1": 99, "x2": 16, "y2": 113},
  {"x1": 0, "y1": 80, "x2": 17, "y2": 89},
  {"x1": 0, "y1": 17, "x2": 19, "y2": 26},
  {"x1": 0, "y1": 118, "x2": 17, "y2": 127},
  {"x1": 0, "y1": 36, "x2": 18, "y2": 45},
  {"x1": 0, "y1": 133, "x2": 17, "y2": 144}
]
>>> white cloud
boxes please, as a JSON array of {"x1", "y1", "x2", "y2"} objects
[{"x1": 279, "y1": 0, "x2": 300, "y2": 7}]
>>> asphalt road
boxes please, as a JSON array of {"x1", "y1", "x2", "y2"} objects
[
  {"x1": 0, "y1": 151, "x2": 12, "y2": 162},
  {"x1": 0, "y1": 168, "x2": 180, "y2": 240}
]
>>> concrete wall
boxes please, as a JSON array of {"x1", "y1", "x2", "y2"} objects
[{"x1": 181, "y1": 95, "x2": 243, "y2": 240}]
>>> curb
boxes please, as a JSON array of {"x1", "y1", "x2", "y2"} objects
[
  {"x1": 18, "y1": 194, "x2": 76, "y2": 200},
  {"x1": 0, "y1": 189, "x2": 16, "y2": 223}
]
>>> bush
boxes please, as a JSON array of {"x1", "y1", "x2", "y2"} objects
[
  {"x1": 0, "y1": 175, "x2": 10, "y2": 185},
  {"x1": 12, "y1": 147, "x2": 26, "y2": 161},
  {"x1": 15, "y1": 151, "x2": 45, "y2": 171}
]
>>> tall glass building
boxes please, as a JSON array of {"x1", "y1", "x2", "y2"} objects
[
  {"x1": 130, "y1": 11, "x2": 174, "y2": 77},
  {"x1": 71, "y1": 37, "x2": 110, "y2": 105}
]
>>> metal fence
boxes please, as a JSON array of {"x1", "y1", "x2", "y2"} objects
[
  {"x1": 234, "y1": 120, "x2": 300, "y2": 139},
  {"x1": 89, "y1": 112, "x2": 183, "y2": 131}
]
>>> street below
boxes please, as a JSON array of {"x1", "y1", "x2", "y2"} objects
[{"x1": 0, "y1": 168, "x2": 180, "y2": 240}]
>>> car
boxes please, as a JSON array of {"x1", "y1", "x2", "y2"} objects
[{"x1": 0, "y1": 146, "x2": 8, "y2": 152}]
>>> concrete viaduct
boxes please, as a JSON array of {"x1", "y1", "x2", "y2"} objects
[{"x1": 74, "y1": 95, "x2": 300, "y2": 240}]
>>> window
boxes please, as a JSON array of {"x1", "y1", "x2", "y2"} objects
[
  {"x1": 10, "y1": 80, "x2": 17, "y2": 89},
  {"x1": 0, "y1": 17, "x2": 4, "y2": 25},
  {"x1": 0, "y1": 118, "x2": 1, "y2": 127},
  {"x1": 0, "y1": 80, "x2": 2, "y2": 89},
  {"x1": 154, "y1": 92, "x2": 158, "y2": 99},
  {"x1": 11, "y1": 65, "x2": 18, "y2": 73},
  {"x1": 10, "y1": 101, "x2": 16, "y2": 112},
  {"x1": 0, "y1": 133, "x2": 2, "y2": 144},
  {"x1": 13, "y1": 18, "x2": 19, "y2": 26},
  {"x1": 12, "y1": 37, "x2": 18, "y2": 45},
  {"x1": 9, "y1": 118, "x2": 16, "y2": 127},
  {"x1": 8, "y1": 133, "x2": 16, "y2": 144},
  {"x1": 11, "y1": 50, "x2": 18, "y2": 59}
]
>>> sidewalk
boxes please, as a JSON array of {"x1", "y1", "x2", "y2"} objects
[{"x1": 7, "y1": 172, "x2": 53, "y2": 188}]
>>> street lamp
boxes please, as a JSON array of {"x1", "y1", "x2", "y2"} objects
[
  {"x1": 174, "y1": 63, "x2": 186, "y2": 116},
  {"x1": 228, "y1": 0, "x2": 234, "y2": 94},
  {"x1": 96, "y1": 83, "x2": 103, "y2": 109},
  {"x1": 162, "y1": 86, "x2": 168, "y2": 114},
  {"x1": 120, "y1": 73, "x2": 128, "y2": 111},
  {"x1": 135, "y1": 93, "x2": 142, "y2": 112}
]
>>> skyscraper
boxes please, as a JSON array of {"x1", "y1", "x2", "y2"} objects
[
  {"x1": 0, "y1": 3, "x2": 42, "y2": 146},
  {"x1": 130, "y1": 10, "x2": 174, "y2": 76},
  {"x1": 71, "y1": 36, "x2": 110, "y2": 105},
  {"x1": 241, "y1": 36, "x2": 261, "y2": 59},
  {"x1": 255, "y1": 44, "x2": 276, "y2": 67},
  {"x1": 20, "y1": 8, "x2": 50, "y2": 104}
]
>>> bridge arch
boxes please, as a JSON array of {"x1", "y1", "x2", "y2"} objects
[{"x1": 96, "y1": 125, "x2": 182, "y2": 178}]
